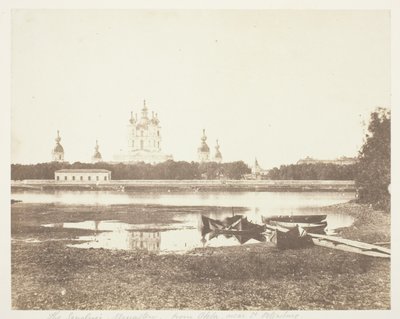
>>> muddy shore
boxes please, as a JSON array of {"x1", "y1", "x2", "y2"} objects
[{"x1": 11, "y1": 201, "x2": 390, "y2": 310}]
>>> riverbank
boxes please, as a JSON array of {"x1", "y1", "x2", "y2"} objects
[
  {"x1": 11, "y1": 201, "x2": 390, "y2": 310},
  {"x1": 11, "y1": 179, "x2": 355, "y2": 192}
]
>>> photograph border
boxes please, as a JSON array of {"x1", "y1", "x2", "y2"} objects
[{"x1": 1, "y1": 1, "x2": 399, "y2": 319}]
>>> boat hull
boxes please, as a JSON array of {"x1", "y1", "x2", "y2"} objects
[
  {"x1": 269, "y1": 225, "x2": 313, "y2": 249},
  {"x1": 270, "y1": 221, "x2": 327, "y2": 234}
]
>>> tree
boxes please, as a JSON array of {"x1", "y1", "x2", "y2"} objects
[
  {"x1": 223, "y1": 161, "x2": 251, "y2": 179},
  {"x1": 265, "y1": 163, "x2": 357, "y2": 180},
  {"x1": 356, "y1": 107, "x2": 390, "y2": 211}
]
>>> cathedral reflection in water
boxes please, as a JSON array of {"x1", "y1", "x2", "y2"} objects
[{"x1": 128, "y1": 231, "x2": 161, "y2": 252}]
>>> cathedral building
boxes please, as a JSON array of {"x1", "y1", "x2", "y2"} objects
[
  {"x1": 52, "y1": 130, "x2": 64, "y2": 162},
  {"x1": 113, "y1": 100, "x2": 173, "y2": 164}
]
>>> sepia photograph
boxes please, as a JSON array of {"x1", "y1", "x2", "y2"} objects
[{"x1": 1, "y1": 2, "x2": 399, "y2": 319}]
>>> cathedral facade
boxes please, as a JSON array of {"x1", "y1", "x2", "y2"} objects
[{"x1": 114, "y1": 100, "x2": 173, "y2": 164}]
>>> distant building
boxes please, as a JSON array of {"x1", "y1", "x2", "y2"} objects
[
  {"x1": 214, "y1": 140, "x2": 223, "y2": 163},
  {"x1": 55, "y1": 169, "x2": 111, "y2": 183},
  {"x1": 113, "y1": 100, "x2": 173, "y2": 164},
  {"x1": 297, "y1": 156, "x2": 357, "y2": 166},
  {"x1": 198, "y1": 129, "x2": 210, "y2": 163},
  {"x1": 245, "y1": 158, "x2": 269, "y2": 179},
  {"x1": 92, "y1": 140, "x2": 102, "y2": 163},
  {"x1": 52, "y1": 130, "x2": 64, "y2": 162}
]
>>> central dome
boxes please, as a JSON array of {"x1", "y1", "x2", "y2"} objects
[{"x1": 136, "y1": 117, "x2": 150, "y2": 129}]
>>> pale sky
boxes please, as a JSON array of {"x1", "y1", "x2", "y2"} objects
[{"x1": 11, "y1": 10, "x2": 390, "y2": 169}]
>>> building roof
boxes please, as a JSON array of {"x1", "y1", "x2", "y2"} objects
[{"x1": 55, "y1": 169, "x2": 111, "y2": 173}]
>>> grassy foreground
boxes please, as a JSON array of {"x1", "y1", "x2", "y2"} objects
[{"x1": 11, "y1": 202, "x2": 390, "y2": 310}]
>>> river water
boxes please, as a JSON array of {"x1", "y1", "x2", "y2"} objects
[{"x1": 13, "y1": 190, "x2": 355, "y2": 253}]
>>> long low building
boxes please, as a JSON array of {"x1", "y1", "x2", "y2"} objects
[{"x1": 55, "y1": 169, "x2": 111, "y2": 183}]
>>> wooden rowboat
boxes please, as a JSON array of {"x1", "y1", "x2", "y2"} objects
[
  {"x1": 264, "y1": 223, "x2": 391, "y2": 258},
  {"x1": 269, "y1": 220, "x2": 327, "y2": 234},
  {"x1": 201, "y1": 215, "x2": 264, "y2": 234},
  {"x1": 309, "y1": 233, "x2": 390, "y2": 258},
  {"x1": 201, "y1": 215, "x2": 266, "y2": 244},
  {"x1": 262, "y1": 214, "x2": 327, "y2": 224},
  {"x1": 267, "y1": 225, "x2": 312, "y2": 249}
]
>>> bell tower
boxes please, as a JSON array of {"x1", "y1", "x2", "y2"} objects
[
  {"x1": 92, "y1": 140, "x2": 102, "y2": 163},
  {"x1": 52, "y1": 130, "x2": 64, "y2": 162},
  {"x1": 214, "y1": 139, "x2": 222, "y2": 163},
  {"x1": 197, "y1": 129, "x2": 210, "y2": 163}
]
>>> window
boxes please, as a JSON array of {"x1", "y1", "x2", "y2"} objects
[
  {"x1": 80, "y1": 176, "x2": 83, "y2": 181},
  {"x1": 88, "y1": 176, "x2": 91, "y2": 181},
  {"x1": 64, "y1": 176, "x2": 67, "y2": 181},
  {"x1": 104, "y1": 176, "x2": 107, "y2": 181},
  {"x1": 157, "y1": 130, "x2": 160, "y2": 137},
  {"x1": 140, "y1": 140, "x2": 144, "y2": 150},
  {"x1": 56, "y1": 176, "x2": 59, "y2": 181},
  {"x1": 72, "y1": 176, "x2": 75, "y2": 181},
  {"x1": 96, "y1": 176, "x2": 99, "y2": 181}
]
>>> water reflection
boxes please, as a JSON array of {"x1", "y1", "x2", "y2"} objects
[
  {"x1": 12, "y1": 190, "x2": 355, "y2": 212},
  {"x1": 43, "y1": 211, "x2": 354, "y2": 253},
  {"x1": 22, "y1": 190, "x2": 356, "y2": 252},
  {"x1": 45, "y1": 220, "x2": 269, "y2": 252},
  {"x1": 129, "y1": 231, "x2": 161, "y2": 251}
]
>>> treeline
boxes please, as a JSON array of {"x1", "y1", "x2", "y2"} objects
[
  {"x1": 11, "y1": 160, "x2": 251, "y2": 180},
  {"x1": 266, "y1": 163, "x2": 357, "y2": 180}
]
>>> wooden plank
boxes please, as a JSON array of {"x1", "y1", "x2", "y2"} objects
[
  {"x1": 311, "y1": 237, "x2": 390, "y2": 258},
  {"x1": 309, "y1": 233, "x2": 391, "y2": 255}
]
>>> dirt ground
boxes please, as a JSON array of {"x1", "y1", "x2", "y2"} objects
[{"x1": 11, "y1": 201, "x2": 390, "y2": 310}]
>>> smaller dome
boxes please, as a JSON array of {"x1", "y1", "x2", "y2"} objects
[
  {"x1": 53, "y1": 144, "x2": 64, "y2": 153},
  {"x1": 151, "y1": 118, "x2": 159, "y2": 125},
  {"x1": 93, "y1": 151, "x2": 102, "y2": 159}
]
